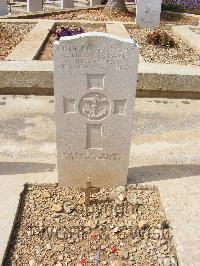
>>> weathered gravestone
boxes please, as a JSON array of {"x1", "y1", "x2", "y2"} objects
[
  {"x1": 136, "y1": 0, "x2": 162, "y2": 28},
  {"x1": 54, "y1": 32, "x2": 139, "y2": 187},
  {"x1": 27, "y1": 0, "x2": 43, "y2": 13},
  {"x1": 0, "y1": 0, "x2": 8, "y2": 16},
  {"x1": 61, "y1": 0, "x2": 74, "y2": 9}
]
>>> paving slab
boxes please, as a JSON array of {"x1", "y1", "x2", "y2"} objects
[
  {"x1": 172, "y1": 25, "x2": 200, "y2": 53},
  {"x1": 0, "y1": 96, "x2": 200, "y2": 265},
  {"x1": 0, "y1": 61, "x2": 200, "y2": 97},
  {"x1": 6, "y1": 21, "x2": 55, "y2": 61}
]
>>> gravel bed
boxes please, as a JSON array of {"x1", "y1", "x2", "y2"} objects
[
  {"x1": 37, "y1": 8, "x2": 198, "y2": 25},
  {"x1": 5, "y1": 184, "x2": 177, "y2": 265},
  {"x1": 39, "y1": 25, "x2": 106, "y2": 60},
  {"x1": 0, "y1": 23, "x2": 35, "y2": 60},
  {"x1": 128, "y1": 28, "x2": 200, "y2": 65}
]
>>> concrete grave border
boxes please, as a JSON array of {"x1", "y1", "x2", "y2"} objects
[
  {"x1": 0, "y1": 18, "x2": 200, "y2": 98},
  {"x1": 172, "y1": 25, "x2": 200, "y2": 53}
]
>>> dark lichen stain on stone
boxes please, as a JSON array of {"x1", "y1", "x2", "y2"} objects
[
  {"x1": 49, "y1": 99, "x2": 54, "y2": 103},
  {"x1": 0, "y1": 102, "x2": 6, "y2": 105}
]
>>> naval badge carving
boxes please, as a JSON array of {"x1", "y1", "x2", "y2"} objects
[{"x1": 79, "y1": 92, "x2": 111, "y2": 121}]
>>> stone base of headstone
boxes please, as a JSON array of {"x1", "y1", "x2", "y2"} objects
[
  {"x1": 61, "y1": 0, "x2": 74, "y2": 9},
  {"x1": 136, "y1": 0, "x2": 162, "y2": 28},
  {"x1": 27, "y1": 0, "x2": 43, "y2": 13},
  {"x1": 0, "y1": 0, "x2": 9, "y2": 16},
  {"x1": 90, "y1": 0, "x2": 101, "y2": 6}
]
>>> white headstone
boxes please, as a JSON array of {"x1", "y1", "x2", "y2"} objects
[
  {"x1": 54, "y1": 32, "x2": 139, "y2": 188},
  {"x1": 61, "y1": 0, "x2": 74, "y2": 9},
  {"x1": 27, "y1": 0, "x2": 43, "y2": 13},
  {"x1": 90, "y1": 0, "x2": 101, "y2": 6},
  {"x1": 136, "y1": 0, "x2": 162, "y2": 28},
  {"x1": 0, "y1": 0, "x2": 8, "y2": 16}
]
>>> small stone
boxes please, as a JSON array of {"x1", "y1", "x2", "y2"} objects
[
  {"x1": 55, "y1": 263, "x2": 62, "y2": 266},
  {"x1": 64, "y1": 258, "x2": 72, "y2": 265},
  {"x1": 138, "y1": 220, "x2": 148, "y2": 229},
  {"x1": 117, "y1": 194, "x2": 125, "y2": 202},
  {"x1": 27, "y1": 230, "x2": 32, "y2": 237},
  {"x1": 171, "y1": 257, "x2": 178, "y2": 266},
  {"x1": 29, "y1": 259, "x2": 36, "y2": 266},
  {"x1": 129, "y1": 255, "x2": 136, "y2": 261},
  {"x1": 113, "y1": 227, "x2": 121, "y2": 233},
  {"x1": 43, "y1": 190, "x2": 51, "y2": 198},
  {"x1": 57, "y1": 232, "x2": 65, "y2": 239},
  {"x1": 163, "y1": 257, "x2": 171, "y2": 266},
  {"x1": 58, "y1": 254, "x2": 64, "y2": 261},
  {"x1": 116, "y1": 186, "x2": 126, "y2": 193},
  {"x1": 64, "y1": 205, "x2": 75, "y2": 214},
  {"x1": 36, "y1": 249, "x2": 40, "y2": 255},
  {"x1": 52, "y1": 213, "x2": 62, "y2": 218},
  {"x1": 127, "y1": 220, "x2": 133, "y2": 227},
  {"x1": 127, "y1": 195, "x2": 137, "y2": 205},
  {"x1": 46, "y1": 244, "x2": 51, "y2": 250},
  {"x1": 85, "y1": 219, "x2": 96, "y2": 229},
  {"x1": 110, "y1": 260, "x2": 128, "y2": 266},
  {"x1": 51, "y1": 204, "x2": 63, "y2": 213},
  {"x1": 130, "y1": 214, "x2": 137, "y2": 220}
]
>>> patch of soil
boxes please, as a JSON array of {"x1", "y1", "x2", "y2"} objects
[
  {"x1": 39, "y1": 25, "x2": 105, "y2": 60},
  {"x1": 0, "y1": 23, "x2": 35, "y2": 60},
  {"x1": 5, "y1": 184, "x2": 177, "y2": 265},
  {"x1": 37, "y1": 7, "x2": 198, "y2": 25},
  {"x1": 128, "y1": 28, "x2": 200, "y2": 65}
]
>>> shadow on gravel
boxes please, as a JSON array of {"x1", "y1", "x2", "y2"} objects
[
  {"x1": 128, "y1": 164, "x2": 200, "y2": 183},
  {"x1": 0, "y1": 162, "x2": 56, "y2": 175}
]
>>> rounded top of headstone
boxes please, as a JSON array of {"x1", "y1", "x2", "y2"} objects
[{"x1": 54, "y1": 32, "x2": 139, "y2": 49}]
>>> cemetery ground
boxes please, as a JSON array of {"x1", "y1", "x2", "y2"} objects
[
  {"x1": 0, "y1": 22, "x2": 35, "y2": 60},
  {"x1": 5, "y1": 184, "x2": 177, "y2": 265},
  {"x1": 0, "y1": 3, "x2": 200, "y2": 266},
  {"x1": 0, "y1": 96, "x2": 200, "y2": 265},
  {"x1": 39, "y1": 24, "x2": 106, "y2": 60},
  {"x1": 7, "y1": 5, "x2": 199, "y2": 26}
]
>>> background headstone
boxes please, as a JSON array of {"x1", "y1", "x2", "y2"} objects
[
  {"x1": 27, "y1": 0, "x2": 43, "y2": 13},
  {"x1": 136, "y1": 0, "x2": 162, "y2": 28},
  {"x1": 90, "y1": 0, "x2": 101, "y2": 6},
  {"x1": 61, "y1": 0, "x2": 74, "y2": 8},
  {"x1": 54, "y1": 32, "x2": 139, "y2": 188},
  {"x1": 0, "y1": 0, "x2": 8, "y2": 16}
]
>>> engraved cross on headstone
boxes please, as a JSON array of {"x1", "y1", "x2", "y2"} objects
[{"x1": 63, "y1": 74, "x2": 127, "y2": 150}]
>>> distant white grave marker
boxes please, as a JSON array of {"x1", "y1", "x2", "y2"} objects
[
  {"x1": 0, "y1": 0, "x2": 8, "y2": 16},
  {"x1": 136, "y1": 0, "x2": 162, "y2": 28},
  {"x1": 54, "y1": 32, "x2": 139, "y2": 188},
  {"x1": 90, "y1": 0, "x2": 101, "y2": 6},
  {"x1": 61, "y1": 0, "x2": 74, "y2": 9},
  {"x1": 27, "y1": 0, "x2": 43, "y2": 13}
]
